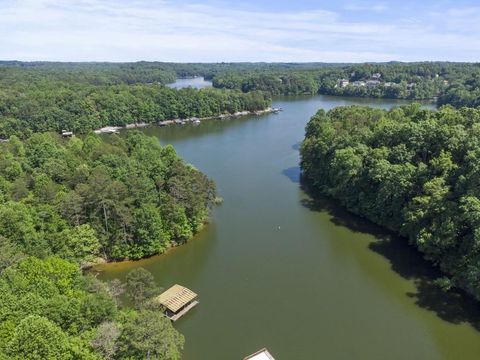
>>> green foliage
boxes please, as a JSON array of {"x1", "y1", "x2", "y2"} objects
[
  {"x1": 5, "y1": 315, "x2": 73, "y2": 360},
  {"x1": 0, "y1": 257, "x2": 113, "y2": 359},
  {"x1": 91, "y1": 321, "x2": 121, "y2": 360},
  {"x1": 438, "y1": 72, "x2": 480, "y2": 108},
  {"x1": 125, "y1": 268, "x2": 160, "y2": 310},
  {"x1": 301, "y1": 104, "x2": 480, "y2": 299},
  {"x1": 0, "y1": 257, "x2": 184, "y2": 359},
  {"x1": 0, "y1": 63, "x2": 271, "y2": 138},
  {"x1": 212, "y1": 62, "x2": 480, "y2": 105},
  {"x1": 117, "y1": 310, "x2": 184, "y2": 360},
  {"x1": 53, "y1": 224, "x2": 101, "y2": 264},
  {"x1": 0, "y1": 238, "x2": 25, "y2": 273},
  {"x1": 0, "y1": 131, "x2": 215, "y2": 262}
]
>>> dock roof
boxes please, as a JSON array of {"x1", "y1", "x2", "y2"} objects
[
  {"x1": 157, "y1": 284, "x2": 197, "y2": 313},
  {"x1": 244, "y1": 348, "x2": 275, "y2": 360}
]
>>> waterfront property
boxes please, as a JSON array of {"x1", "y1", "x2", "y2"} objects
[
  {"x1": 96, "y1": 93, "x2": 480, "y2": 360},
  {"x1": 244, "y1": 348, "x2": 275, "y2": 360},
  {"x1": 157, "y1": 284, "x2": 199, "y2": 321},
  {"x1": 338, "y1": 79, "x2": 350, "y2": 88}
]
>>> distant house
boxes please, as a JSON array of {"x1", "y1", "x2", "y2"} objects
[
  {"x1": 338, "y1": 79, "x2": 350, "y2": 88},
  {"x1": 61, "y1": 130, "x2": 74, "y2": 138},
  {"x1": 384, "y1": 82, "x2": 394, "y2": 87},
  {"x1": 407, "y1": 83, "x2": 415, "y2": 90},
  {"x1": 352, "y1": 81, "x2": 366, "y2": 87},
  {"x1": 366, "y1": 80, "x2": 381, "y2": 88},
  {"x1": 371, "y1": 73, "x2": 382, "y2": 80},
  {"x1": 244, "y1": 348, "x2": 276, "y2": 360}
]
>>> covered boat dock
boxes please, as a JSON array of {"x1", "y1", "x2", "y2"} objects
[{"x1": 157, "y1": 284, "x2": 199, "y2": 322}]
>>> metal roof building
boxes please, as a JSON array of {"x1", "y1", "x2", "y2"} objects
[
  {"x1": 244, "y1": 348, "x2": 275, "y2": 360},
  {"x1": 157, "y1": 284, "x2": 198, "y2": 321}
]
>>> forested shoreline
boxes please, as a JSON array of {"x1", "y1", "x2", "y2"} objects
[
  {"x1": 211, "y1": 62, "x2": 480, "y2": 106},
  {"x1": 2, "y1": 61, "x2": 480, "y2": 140},
  {"x1": 0, "y1": 131, "x2": 216, "y2": 358},
  {"x1": 0, "y1": 63, "x2": 271, "y2": 139},
  {"x1": 0, "y1": 131, "x2": 216, "y2": 262},
  {"x1": 301, "y1": 104, "x2": 480, "y2": 300}
]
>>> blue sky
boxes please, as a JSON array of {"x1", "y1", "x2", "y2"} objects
[{"x1": 1, "y1": 0, "x2": 480, "y2": 62}]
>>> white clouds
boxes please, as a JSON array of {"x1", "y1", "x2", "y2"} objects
[
  {"x1": 344, "y1": 2, "x2": 387, "y2": 13},
  {"x1": 0, "y1": 0, "x2": 478, "y2": 62}
]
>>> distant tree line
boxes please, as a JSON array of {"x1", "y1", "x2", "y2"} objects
[
  {"x1": 211, "y1": 62, "x2": 480, "y2": 106},
  {"x1": 301, "y1": 104, "x2": 480, "y2": 300},
  {"x1": 438, "y1": 73, "x2": 480, "y2": 108},
  {"x1": 3, "y1": 61, "x2": 478, "y2": 140},
  {"x1": 0, "y1": 66, "x2": 271, "y2": 139}
]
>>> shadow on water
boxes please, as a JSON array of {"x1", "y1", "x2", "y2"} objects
[
  {"x1": 300, "y1": 179, "x2": 480, "y2": 331},
  {"x1": 282, "y1": 166, "x2": 300, "y2": 184},
  {"x1": 291, "y1": 142, "x2": 301, "y2": 151}
]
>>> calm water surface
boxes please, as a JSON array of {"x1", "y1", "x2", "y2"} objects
[
  {"x1": 96, "y1": 81, "x2": 480, "y2": 359},
  {"x1": 167, "y1": 77, "x2": 212, "y2": 89}
]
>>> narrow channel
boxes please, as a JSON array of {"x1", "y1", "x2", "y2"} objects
[{"x1": 96, "y1": 79, "x2": 480, "y2": 360}]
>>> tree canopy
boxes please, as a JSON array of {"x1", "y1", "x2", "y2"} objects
[
  {"x1": 212, "y1": 62, "x2": 480, "y2": 105},
  {"x1": 0, "y1": 257, "x2": 182, "y2": 359},
  {"x1": 0, "y1": 131, "x2": 216, "y2": 262},
  {"x1": 301, "y1": 104, "x2": 480, "y2": 299}
]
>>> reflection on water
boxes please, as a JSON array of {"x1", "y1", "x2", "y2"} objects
[{"x1": 301, "y1": 181, "x2": 480, "y2": 332}]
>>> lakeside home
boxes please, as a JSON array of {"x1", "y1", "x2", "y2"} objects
[
  {"x1": 338, "y1": 79, "x2": 350, "y2": 88},
  {"x1": 366, "y1": 80, "x2": 381, "y2": 88}
]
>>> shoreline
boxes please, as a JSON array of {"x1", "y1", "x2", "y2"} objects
[
  {"x1": 88, "y1": 220, "x2": 212, "y2": 272},
  {"x1": 93, "y1": 107, "x2": 282, "y2": 134}
]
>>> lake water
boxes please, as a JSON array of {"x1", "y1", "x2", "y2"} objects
[
  {"x1": 167, "y1": 77, "x2": 213, "y2": 89},
  {"x1": 96, "y1": 80, "x2": 480, "y2": 359}
]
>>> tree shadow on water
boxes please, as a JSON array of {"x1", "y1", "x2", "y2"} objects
[
  {"x1": 282, "y1": 166, "x2": 300, "y2": 183},
  {"x1": 301, "y1": 179, "x2": 480, "y2": 331},
  {"x1": 371, "y1": 237, "x2": 480, "y2": 331}
]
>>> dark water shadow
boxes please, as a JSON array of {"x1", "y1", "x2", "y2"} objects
[
  {"x1": 300, "y1": 179, "x2": 480, "y2": 331},
  {"x1": 282, "y1": 166, "x2": 300, "y2": 184}
]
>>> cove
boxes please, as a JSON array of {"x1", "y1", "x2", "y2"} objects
[{"x1": 95, "y1": 80, "x2": 480, "y2": 360}]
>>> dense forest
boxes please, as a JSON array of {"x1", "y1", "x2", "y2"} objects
[
  {"x1": 2, "y1": 62, "x2": 479, "y2": 139},
  {"x1": 0, "y1": 131, "x2": 217, "y2": 358},
  {"x1": 211, "y1": 62, "x2": 480, "y2": 106},
  {"x1": 301, "y1": 104, "x2": 480, "y2": 300},
  {"x1": 0, "y1": 131, "x2": 216, "y2": 261},
  {"x1": 0, "y1": 257, "x2": 184, "y2": 359},
  {"x1": 0, "y1": 63, "x2": 272, "y2": 139}
]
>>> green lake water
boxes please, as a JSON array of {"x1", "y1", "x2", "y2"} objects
[{"x1": 96, "y1": 80, "x2": 480, "y2": 359}]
